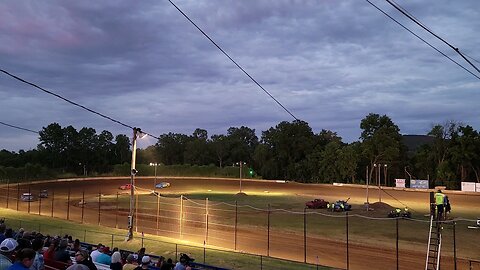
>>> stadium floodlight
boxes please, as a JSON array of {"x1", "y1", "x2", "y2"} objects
[
  {"x1": 149, "y1": 162, "x2": 159, "y2": 188},
  {"x1": 127, "y1": 127, "x2": 146, "y2": 241},
  {"x1": 235, "y1": 161, "x2": 247, "y2": 194}
]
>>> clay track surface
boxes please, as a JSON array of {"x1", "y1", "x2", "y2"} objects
[{"x1": 3, "y1": 177, "x2": 480, "y2": 270}]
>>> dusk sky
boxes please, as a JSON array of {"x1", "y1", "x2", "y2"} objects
[{"x1": 1, "y1": 1, "x2": 479, "y2": 151}]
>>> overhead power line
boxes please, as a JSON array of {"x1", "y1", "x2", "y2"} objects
[
  {"x1": 0, "y1": 69, "x2": 160, "y2": 140},
  {"x1": 167, "y1": 0, "x2": 299, "y2": 121},
  {"x1": 0, "y1": 121, "x2": 39, "y2": 134},
  {"x1": 365, "y1": 0, "x2": 480, "y2": 81},
  {"x1": 384, "y1": 0, "x2": 480, "y2": 75}
]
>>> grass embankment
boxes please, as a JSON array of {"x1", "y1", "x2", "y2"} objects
[{"x1": 0, "y1": 208, "x2": 334, "y2": 270}]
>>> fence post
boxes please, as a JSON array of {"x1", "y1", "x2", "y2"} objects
[
  {"x1": 175, "y1": 244, "x2": 178, "y2": 262},
  {"x1": 396, "y1": 218, "x2": 399, "y2": 270},
  {"x1": 81, "y1": 190, "x2": 85, "y2": 223},
  {"x1": 179, "y1": 195, "x2": 183, "y2": 238},
  {"x1": 260, "y1": 255, "x2": 263, "y2": 270},
  {"x1": 6, "y1": 180, "x2": 9, "y2": 208},
  {"x1": 116, "y1": 192, "x2": 119, "y2": 229},
  {"x1": 203, "y1": 241, "x2": 206, "y2": 264},
  {"x1": 16, "y1": 183, "x2": 19, "y2": 211},
  {"x1": 98, "y1": 191, "x2": 101, "y2": 225},
  {"x1": 304, "y1": 207, "x2": 307, "y2": 263},
  {"x1": 205, "y1": 198, "x2": 209, "y2": 244},
  {"x1": 51, "y1": 189, "x2": 54, "y2": 217},
  {"x1": 67, "y1": 188, "x2": 71, "y2": 220},
  {"x1": 141, "y1": 232, "x2": 144, "y2": 247},
  {"x1": 38, "y1": 195, "x2": 41, "y2": 215},
  {"x1": 234, "y1": 200, "x2": 238, "y2": 250},
  {"x1": 267, "y1": 204, "x2": 270, "y2": 257},
  {"x1": 346, "y1": 212, "x2": 349, "y2": 270},
  {"x1": 453, "y1": 221, "x2": 457, "y2": 270},
  {"x1": 83, "y1": 229, "x2": 86, "y2": 242},
  {"x1": 27, "y1": 185, "x2": 31, "y2": 213},
  {"x1": 156, "y1": 193, "x2": 160, "y2": 233},
  {"x1": 111, "y1": 234, "x2": 114, "y2": 248}
]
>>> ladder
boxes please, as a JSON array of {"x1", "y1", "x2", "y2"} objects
[{"x1": 425, "y1": 215, "x2": 442, "y2": 270}]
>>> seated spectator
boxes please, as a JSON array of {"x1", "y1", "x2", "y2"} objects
[
  {"x1": 54, "y1": 240, "x2": 71, "y2": 264},
  {"x1": 134, "y1": 256, "x2": 150, "y2": 270},
  {"x1": 90, "y1": 244, "x2": 103, "y2": 263},
  {"x1": 4, "y1": 230, "x2": 13, "y2": 240},
  {"x1": 95, "y1": 247, "x2": 111, "y2": 265},
  {"x1": 71, "y1": 240, "x2": 81, "y2": 253},
  {"x1": 7, "y1": 248, "x2": 36, "y2": 270},
  {"x1": 42, "y1": 243, "x2": 55, "y2": 261},
  {"x1": 160, "y1": 258, "x2": 173, "y2": 270},
  {"x1": 109, "y1": 252, "x2": 122, "y2": 270},
  {"x1": 0, "y1": 224, "x2": 7, "y2": 244},
  {"x1": 66, "y1": 264, "x2": 89, "y2": 270},
  {"x1": 14, "y1": 229, "x2": 24, "y2": 241},
  {"x1": 122, "y1": 254, "x2": 136, "y2": 270},
  {"x1": 74, "y1": 250, "x2": 97, "y2": 270},
  {"x1": 0, "y1": 238, "x2": 19, "y2": 270},
  {"x1": 30, "y1": 238, "x2": 44, "y2": 270},
  {"x1": 155, "y1": 257, "x2": 165, "y2": 269},
  {"x1": 135, "y1": 249, "x2": 145, "y2": 265}
]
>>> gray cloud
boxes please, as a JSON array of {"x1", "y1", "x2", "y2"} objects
[{"x1": 1, "y1": 0, "x2": 479, "y2": 151}]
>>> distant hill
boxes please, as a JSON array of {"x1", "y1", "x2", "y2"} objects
[{"x1": 402, "y1": 135, "x2": 434, "y2": 154}]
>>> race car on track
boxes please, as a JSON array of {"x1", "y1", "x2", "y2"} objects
[
  {"x1": 119, "y1": 184, "x2": 132, "y2": 190},
  {"x1": 21, "y1": 193, "x2": 34, "y2": 202},
  {"x1": 328, "y1": 198, "x2": 352, "y2": 212},
  {"x1": 305, "y1": 198, "x2": 329, "y2": 209},
  {"x1": 155, "y1": 182, "x2": 171, "y2": 189},
  {"x1": 39, "y1": 189, "x2": 48, "y2": 198}
]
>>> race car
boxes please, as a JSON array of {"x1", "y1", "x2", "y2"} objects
[
  {"x1": 39, "y1": 189, "x2": 48, "y2": 198},
  {"x1": 328, "y1": 198, "x2": 352, "y2": 212},
  {"x1": 305, "y1": 199, "x2": 329, "y2": 209},
  {"x1": 155, "y1": 182, "x2": 171, "y2": 189},
  {"x1": 388, "y1": 208, "x2": 412, "y2": 218},
  {"x1": 119, "y1": 184, "x2": 132, "y2": 190},
  {"x1": 21, "y1": 193, "x2": 34, "y2": 202}
]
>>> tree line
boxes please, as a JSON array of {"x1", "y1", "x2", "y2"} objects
[{"x1": 0, "y1": 113, "x2": 479, "y2": 189}]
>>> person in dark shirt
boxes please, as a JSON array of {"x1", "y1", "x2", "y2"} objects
[{"x1": 53, "y1": 240, "x2": 71, "y2": 264}]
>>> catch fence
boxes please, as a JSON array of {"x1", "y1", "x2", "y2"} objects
[{"x1": 0, "y1": 183, "x2": 479, "y2": 270}]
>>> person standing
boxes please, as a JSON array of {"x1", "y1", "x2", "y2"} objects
[
  {"x1": 444, "y1": 195, "x2": 451, "y2": 220},
  {"x1": 435, "y1": 190, "x2": 446, "y2": 220}
]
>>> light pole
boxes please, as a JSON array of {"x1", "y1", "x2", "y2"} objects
[
  {"x1": 366, "y1": 165, "x2": 369, "y2": 210},
  {"x1": 79, "y1": 163, "x2": 86, "y2": 176},
  {"x1": 127, "y1": 127, "x2": 146, "y2": 241},
  {"x1": 235, "y1": 161, "x2": 246, "y2": 194},
  {"x1": 149, "y1": 163, "x2": 158, "y2": 189},
  {"x1": 383, "y1": 164, "x2": 388, "y2": 187}
]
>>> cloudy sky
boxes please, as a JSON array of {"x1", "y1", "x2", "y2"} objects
[{"x1": 1, "y1": 1, "x2": 479, "y2": 151}]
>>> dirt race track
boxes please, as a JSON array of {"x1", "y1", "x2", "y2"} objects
[{"x1": 7, "y1": 177, "x2": 480, "y2": 270}]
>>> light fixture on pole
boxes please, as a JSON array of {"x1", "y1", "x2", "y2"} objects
[
  {"x1": 383, "y1": 164, "x2": 388, "y2": 187},
  {"x1": 126, "y1": 127, "x2": 146, "y2": 241},
  {"x1": 149, "y1": 162, "x2": 158, "y2": 189},
  {"x1": 235, "y1": 161, "x2": 246, "y2": 194}
]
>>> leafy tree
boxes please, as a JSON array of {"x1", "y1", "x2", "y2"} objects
[
  {"x1": 211, "y1": 134, "x2": 228, "y2": 167},
  {"x1": 113, "y1": 134, "x2": 131, "y2": 164},
  {"x1": 156, "y1": 132, "x2": 190, "y2": 165},
  {"x1": 360, "y1": 113, "x2": 402, "y2": 182},
  {"x1": 255, "y1": 120, "x2": 315, "y2": 181},
  {"x1": 225, "y1": 126, "x2": 258, "y2": 165},
  {"x1": 184, "y1": 128, "x2": 212, "y2": 165}
]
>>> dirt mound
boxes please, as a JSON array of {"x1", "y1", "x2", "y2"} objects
[{"x1": 369, "y1": 201, "x2": 393, "y2": 210}]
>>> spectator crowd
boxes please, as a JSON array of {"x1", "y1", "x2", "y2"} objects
[{"x1": 0, "y1": 220, "x2": 193, "y2": 270}]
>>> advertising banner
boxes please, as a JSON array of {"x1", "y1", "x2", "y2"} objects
[
  {"x1": 410, "y1": 179, "x2": 429, "y2": 189},
  {"x1": 476, "y1": 183, "x2": 480, "y2": 193},
  {"x1": 461, "y1": 182, "x2": 476, "y2": 192},
  {"x1": 395, "y1": 179, "x2": 406, "y2": 188}
]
